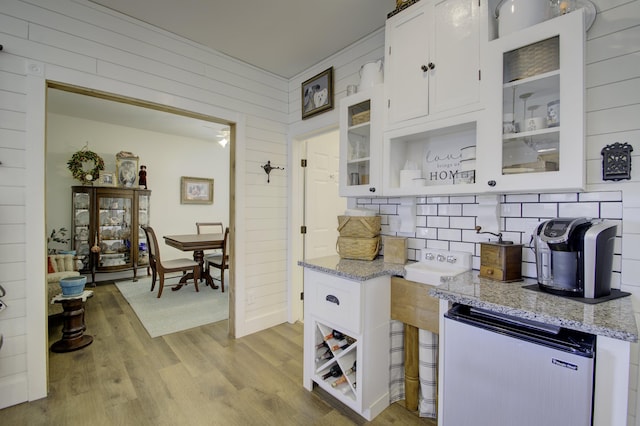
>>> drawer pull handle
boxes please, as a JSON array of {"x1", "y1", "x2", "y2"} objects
[{"x1": 326, "y1": 294, "x2": 340, "y2": 305}]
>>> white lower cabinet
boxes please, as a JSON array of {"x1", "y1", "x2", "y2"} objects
[{"x1": 303, "y1": 268, "x2": 390, "y2": 421}]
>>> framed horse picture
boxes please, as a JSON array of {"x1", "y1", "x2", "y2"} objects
[{"x1": 301, "y1": 67, "x2": 334, "y2": 120}]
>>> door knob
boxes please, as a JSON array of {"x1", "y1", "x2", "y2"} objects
[
  {"x1": 428, "y1": 62, "x2": 435, "y2": 70},
  {"x1": 369, "y1": 187, "x2": 376, "y2": 193},
  {"x1": 421, "y1": 64, "x2": 428, "y2": 72},
  {"x1": 488, "y1": 180, "x2": 496, "y2": 187}
]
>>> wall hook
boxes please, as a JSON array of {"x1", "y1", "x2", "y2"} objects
[{"x1": 261, "y1": 161, "x2": 284, "y2": 183}]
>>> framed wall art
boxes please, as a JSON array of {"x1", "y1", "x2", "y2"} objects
[
  {"x1": 301, "y1": 67, "x2": 334, "y2": 120},
  {"x1": 115, "y1": 152, "x2": 139, "y2": 187},
  {"x1": 98, "y1": 171, "x2": 116, "y2": 186},
  {"x1": 181, "y1": 176, "x2": 214, "y2": 204}
]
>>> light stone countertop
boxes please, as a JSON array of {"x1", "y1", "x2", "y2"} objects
[
  {"x1": 298, "y1": 255, "x2": 405, "y2": 281},
  {"x1": 299, "y1": 256, "x2": 638, "y2": 342},
  {"x1": 431, "y1": 271, "x2": 638, "y2": 342}
]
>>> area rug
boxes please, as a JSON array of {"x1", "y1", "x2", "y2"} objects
[{"x1": 115, "y1": 276, "x2": 228, "y2": 338}]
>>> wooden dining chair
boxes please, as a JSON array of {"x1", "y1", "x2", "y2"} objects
[
  {"x1": 206, "y1": 227, "x2": 229, "y2": 293},
  {"x1": 141, "y1": 226, "x2": 200, "y2": 298},
  {"x1": 196, "y1": 222, "x2": 224, "y2": 235},
  {"x1": 196, "y1": 222, "x2": 224, "y2": 282}
]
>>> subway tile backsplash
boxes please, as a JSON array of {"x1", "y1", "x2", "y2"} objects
[{"x1": 357, "y1": 190, "x2": 623, "y2": 284}]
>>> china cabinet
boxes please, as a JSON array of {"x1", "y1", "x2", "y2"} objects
[
  {"x1": 71, "y1": 186, "x2": 151, "y2": 283},
  {"x1": 339, "y1": 85, "x2": 384, "y2": 196},
  {"x1": 481, "y1": 10, "x2": 586, "y2": 192},
  {"x1": 303, "y1": 268, "x2": 390, "y2": 420},
  {"x1": 384, "y1": 0, "x2": 482, "y2": 128}
]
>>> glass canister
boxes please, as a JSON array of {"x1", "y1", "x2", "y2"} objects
[{"x1": 549, "y1": 0, "x2": 577, "y2": 17}]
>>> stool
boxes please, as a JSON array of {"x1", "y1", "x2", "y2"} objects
[{"x1": 50, "y1": 290, "x2": 94, "y2": 353}]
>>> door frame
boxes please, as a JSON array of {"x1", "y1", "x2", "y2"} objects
[{"x1": 25, "y1": 64, "x2": 244, "y2": 399}]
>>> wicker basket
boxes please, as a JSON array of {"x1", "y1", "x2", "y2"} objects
[
  {"x1": 351, "y1": 110, "x2": 370, "y2": 125},
  {"x1": 337, "y1": 215, "x2": 381, "y2": 238},
  {"x1": 337, "y1": 236, "x2": 381, "y2": 261},
  {"x1": 504, "y1": 36, "x2": 559, "y2": 83}
]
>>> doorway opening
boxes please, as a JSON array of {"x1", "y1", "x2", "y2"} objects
[
  {"x1": 44, "y1": 82, "x2": 236, "y2": 364},
  {"x1": 290, "y1": 127, "x2": 346, "y2": 322}
]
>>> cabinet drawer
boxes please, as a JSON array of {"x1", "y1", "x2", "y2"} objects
[
  {"x1": 479, "y1": 265, "x2": 506, "y2": 281},
  {"x1": 310, "y1": 280, "x2": 361, "y2": 334}
]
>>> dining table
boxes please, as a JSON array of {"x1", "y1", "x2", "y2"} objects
[{"x1": 163, "y1": 232, "x2": 224, "y2": 290}]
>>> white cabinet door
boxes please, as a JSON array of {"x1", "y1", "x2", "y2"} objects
[
  {"x1": 479, "y1": 11, "x2": 585, "y2": 193},
  {"x1": 385, "y1": 1, "x2": 430, "y2": 124},
  {"x1": 429, "y1": 0, "x2": 480, "y2": 114},
  {"x1": 385, "y1": 0, "x2": 481, "y2": 127},
  {"x1": 339, "y1": 86, "x2": 384, "y2": 196}
]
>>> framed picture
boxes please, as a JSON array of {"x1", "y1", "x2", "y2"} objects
[
  {"x1": 116, "y1": 153, "x2": 139, "y2": 188},
  {"x1": 301, "y1": 67, "x2": 334, "y2": 120},
  {"x1": 98, "y1": 172, "x2": 115, "y2": 186},
  {"x1": 181, "y1": 176, "x2": 214, "y2": 204}
]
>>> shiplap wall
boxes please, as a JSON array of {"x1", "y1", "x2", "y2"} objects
[{"x1": 0, "y1": 0, "x2": 289, "y2": 408}]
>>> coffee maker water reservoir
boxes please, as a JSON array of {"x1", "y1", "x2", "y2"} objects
[{"x1": 534, "y1": 218, "x2": 617, "y2": 298}]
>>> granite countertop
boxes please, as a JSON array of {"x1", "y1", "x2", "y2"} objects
[
  {"x1": 299, "y1": 256, "x2": 638, "y2": 342},
  {"x1": 431, "y1": 271, "x2": 638, "y2": 342},
  {"x1": 298, "y1": 255, "x2": 405, "y2": 281}
]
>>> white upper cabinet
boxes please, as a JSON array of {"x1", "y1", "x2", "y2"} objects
[
  {"x1": 480, "y1": 10, "x2": 586, "y2": 193},
  {"x1": 339, "y1": 86, "x2": 384, "y2": 196},
  {"x1": 384, "y1": 0, "x2": 482, "y2": 129}
]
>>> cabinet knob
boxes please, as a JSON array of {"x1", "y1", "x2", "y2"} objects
[
  {"x1": 369, "y1": 187, "x2": 376, "y2": 193},
  {"x1": 488, "y1": 180, "x2": 496, "y2": 187},
  {"x1": 428, "y1": 62, "x2": 435, "y2": 70},
  {"x1": 421, "y1": 64, "x2": 428, "y2": 72}
]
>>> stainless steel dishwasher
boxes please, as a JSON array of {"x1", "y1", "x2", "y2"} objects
[{"x1": 442, "y1": 304, "x2": 596, "y2": 426}]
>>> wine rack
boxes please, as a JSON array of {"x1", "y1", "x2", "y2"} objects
[
  {"x1": 313, "y1": 323, "x2": 358, "y2": 400},
  {"x1": 303, "y1": 268, "x2": 390, "y2": 421}
]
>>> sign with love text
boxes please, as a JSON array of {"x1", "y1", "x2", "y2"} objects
[{"x1": 421, "y1": 128, "x2": 475, "y2": 186}]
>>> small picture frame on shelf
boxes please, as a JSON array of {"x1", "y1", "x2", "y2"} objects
[
  {"x1": 98, "y1": 172, "x2": 115, "y2": 186},
  {"x1": 301, "y1": 67, "x2": 334, "y2": 120},
  {"x1": 181, "y1": 176, "x2": 214, "y2": 204},
  {"x1": 116, "y1": 152, "x2": 139, "y2": 188}
]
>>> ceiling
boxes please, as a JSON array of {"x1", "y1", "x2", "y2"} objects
[
  {"x1": 88, "y1": 0, "x2": 393, "y2": 79},
  {"x1": 49, "y1": 1, "x2": 395, "y2": 140}
]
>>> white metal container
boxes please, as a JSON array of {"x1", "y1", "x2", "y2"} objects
[
  {"x1": 496, "y1": 0, "x2": 550, "y2": 37},
  {"x1": 358, "y1": 60, "x2": 383, "y2": 91}
]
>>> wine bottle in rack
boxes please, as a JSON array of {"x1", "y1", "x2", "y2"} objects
[
  {"x1": 331, "y1": 340, "x2": 350, "y2": 351},
  {"x1": 343, "y1": 360, "x2": 356, "y2": 376},
  {"x1": 315, "y1": 349, "x2": 334, "y2": 362},
  {"x1": 331, "y1": 375, "x2": 353, "y2": 388},
  {"x1": 322, "y1": 364, "x2": 342, "y2": 380},
  {"x1": 315, "y1": 341, "x2": 329, "y2": 350},
  {"x1": 323, "y1": 329, "x2": 345, "y2": 341}
]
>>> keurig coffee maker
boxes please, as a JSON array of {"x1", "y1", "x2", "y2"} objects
[{"x1": 533, "y1": 217, "x2": 617, "y2": 298}]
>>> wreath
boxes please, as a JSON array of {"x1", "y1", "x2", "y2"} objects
[{"x1": 67, "y1": 148, "x2": 105, "y2": 184}]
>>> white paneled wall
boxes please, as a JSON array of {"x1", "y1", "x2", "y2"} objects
[{"x1": 0, "y1": 0, "x2": 289, "y2": 408}]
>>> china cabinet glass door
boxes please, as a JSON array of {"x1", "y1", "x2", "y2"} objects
[
  {"x1": 97, "y1": 191, "x2": 133, "y2": 269},
  {"x1": 137, "y1": 192, "x2": 150, "y2": 267},
  {"x1": 72, "y1": 189, "x2": 92, "y2": 271}
]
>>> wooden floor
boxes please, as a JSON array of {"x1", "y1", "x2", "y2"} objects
[{"x1": 1, "y1": 283, "x2": 437, "y2": 425}]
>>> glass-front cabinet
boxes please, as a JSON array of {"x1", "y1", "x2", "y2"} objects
[
  {"x1": 482, "y1": 10, "x2": 585, "y2": 193},
  {"x1": 339, "y1": 85, "x2": 383, "y2": 196},
  {"x1": 72, "y1": 186, "x2": 151, "y2": 283}
]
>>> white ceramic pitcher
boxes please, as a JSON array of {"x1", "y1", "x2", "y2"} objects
[{"x1": 359, "y1": 59, "x2": 384, "y2": 91}]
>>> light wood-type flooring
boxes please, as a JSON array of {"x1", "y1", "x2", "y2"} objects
[{"x1": 1, "y1": 283, "x2": 437, "y2": 425}]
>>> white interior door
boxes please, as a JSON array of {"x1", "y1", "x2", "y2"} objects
[{"x1": 304, "y1": 130, "x2": 346, "y2": 260}]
